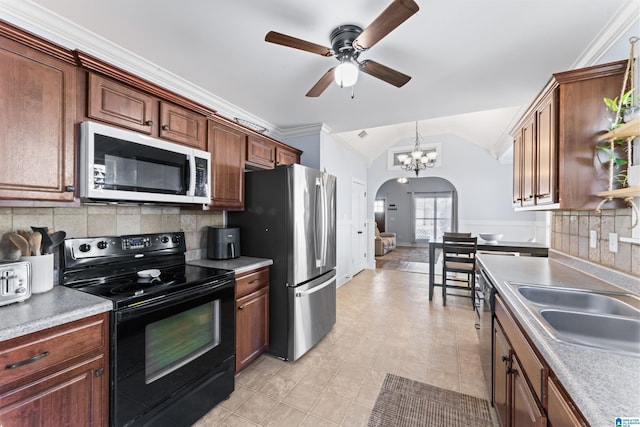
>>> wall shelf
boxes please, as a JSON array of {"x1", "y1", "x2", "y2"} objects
[
  {"x1": 596, "y1": 186, "x2": 640, "y2": 198},
  {"x1": 598, "y1": 117, "x2": 640, "y2": 141}
]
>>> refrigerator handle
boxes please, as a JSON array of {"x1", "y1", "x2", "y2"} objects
[
  {"x1": 295, "y1": 275, "x2": 334, "y2": 297},
  {"x1": 314, "y1": 177, "x2": 328, "y2": 268},
  {"x1": 314, "y1": 178, "x2": 323, "y2": 268},
  {"x1": 321, "y1": 178, "x2": 328, "y2": 267}
]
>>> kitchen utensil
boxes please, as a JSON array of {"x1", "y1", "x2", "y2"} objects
[
  {"x1": 17, "y1": 229, "x2": 31, "y2": 241},
  {"x1": 137, "y1": 269, "x2": 161, "y2": 279},
  {"x1": 29, "y1": 231, "x2": 42, "y2": 256},
  {"x1": 43, "y1": 231, "x2": 66, "y2": 254},
  {"x1": 31, "y1": 226, "x2": 53, "y2": 252},
  {"x1": 9, "y1": 233, "x2": 30, "y2": 257}
]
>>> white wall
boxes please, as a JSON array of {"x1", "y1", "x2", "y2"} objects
[
  {"x1": 283, "y1": 130, "x2": 368, "y2": 288},
  {"x1": 367, "y1": 132, "x2": 544, "y2": 268}
]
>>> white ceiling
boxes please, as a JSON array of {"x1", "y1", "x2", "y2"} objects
[{"x1": 3, "y1": 0, "x2": 637, "y2": 163}]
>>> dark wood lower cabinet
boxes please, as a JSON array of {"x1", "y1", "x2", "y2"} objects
[
  {"x1": 0, "y1": 312, "x2": 109, "y2": 427},
  {"x1": 235, "y1": 267, "x2": 270, "y2": 372},
  {"x1": 493, "y1": 322, "x2": 510, "y2": 426},
  {"x1": 511, "y1": 357, "x2": 546, "y2": 427},
  {"x1": 0, "y1": 355, "x2": 106, "y2": 427},
  {"x1": 494, "y1": 296, "x2": 547, "y2": 427}
]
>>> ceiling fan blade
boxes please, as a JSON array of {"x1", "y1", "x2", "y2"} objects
[
  {"x1": 306, "y1": 68, "x2": 336, "y2": 97},
  {"x1": 353, "y1": 0, "x2": 419, "y2": 51},
  {"x1": 360, "y1": 60, "x2": 411, "y2": 87},
  {"x1": 265, "y1": 31, "x2": 333, "y2": 57}
]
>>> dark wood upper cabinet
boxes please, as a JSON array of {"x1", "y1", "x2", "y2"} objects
[
  {"x1": 88, "y1": 72, "x2": 157, "y2": 135},
  {"x1": 159, "y1": 101, "x2": 207, "y2": 150},
  {"x1": 87, "y1": 72, "x2": 206, "y2": 150},
  {"x1": 246, "y1": 134, "x2": 302, "y2": 169},
  {"x1": 535, "y1": 90, "x2": 557, "y2": 206},
  {"x1": 0, "y1": 25, "x2": 76, "y2": 204},
  {"x1": 511, "y1": 60, "x2": 626, "y2": 210},
  {"x1": 208, "y1": 119, "x2": 246, "y2": 210},
  {"x1": 276, "y1": 146, "x2": 300, "y2": 166},
  {"x1": 247, "y1": 135, "x2": 277, "y2": 169}
]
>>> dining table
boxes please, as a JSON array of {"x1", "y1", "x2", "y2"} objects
[{"x1": 428, "y1": 239, "x2": 549, "y2": 301}]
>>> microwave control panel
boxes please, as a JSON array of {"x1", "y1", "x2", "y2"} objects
[{"x1": 194, "y1": 157, "x2": 208, "y2": 198}]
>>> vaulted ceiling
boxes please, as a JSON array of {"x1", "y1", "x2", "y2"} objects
[{"x1": 2, "y1": 0, "x2": 637, "y2": 164}]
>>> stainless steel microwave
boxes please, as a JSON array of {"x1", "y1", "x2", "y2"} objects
[{"x1": 80, "y1": 121, "x2": 210, "y2": 204}]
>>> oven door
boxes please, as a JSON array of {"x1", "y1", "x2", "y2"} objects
[{"x1": 112, "y1": 280, "x2": 235, "y2": 427}]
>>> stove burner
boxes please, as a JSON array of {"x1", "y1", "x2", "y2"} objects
[{"x1": 112, "y1": 279, "x2": 162, "y2": 295}]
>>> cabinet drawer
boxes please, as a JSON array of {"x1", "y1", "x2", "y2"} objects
[
  {"x1": 495, "y1": 296, "x2": 547, "y2": 402},
  {"x1": 0, "y1": 313, "x2": 107, "y2": 386},
  {"x1": 236, "y1": 267, "x2": 269, "y2": 299}
]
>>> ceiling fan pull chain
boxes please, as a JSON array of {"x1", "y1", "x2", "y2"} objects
[{"x1": 351, "y1": 86, "x2": 355, "y2": 99}]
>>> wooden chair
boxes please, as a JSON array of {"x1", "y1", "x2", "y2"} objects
[
  {"x1": 441, "y1": 235, "x2": 477, "y2": 307},
  {"x1": 443, "y1": 232, "x2": 471, "y2": 238}
]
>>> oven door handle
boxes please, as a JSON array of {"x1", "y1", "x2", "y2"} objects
[{"x1": 116, "y1": 280, "x2": 233, "y2": 322}]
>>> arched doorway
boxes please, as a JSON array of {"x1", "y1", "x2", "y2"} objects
[{"x1": 375, "y1": 177, "x2": 458, "y2": 245}]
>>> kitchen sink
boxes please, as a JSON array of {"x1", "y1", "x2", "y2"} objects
[
  {"x1": 539, "y1": 309, "x2": 640, "y2": 354},
  {"x1": 509, "y1": 283, "x2": 640, "y2": 355},
  {"x1": 515, "y1": 285, "x2": 640, "y2": 317}
]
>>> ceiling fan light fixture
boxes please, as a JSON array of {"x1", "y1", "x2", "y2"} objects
[{"x1": 334, "y1": 61, "x2": 359, "y2": 87}]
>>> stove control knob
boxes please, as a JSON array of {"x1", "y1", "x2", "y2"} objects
[
  {"x1": 97, "y1": 241, "x2": 108, "y2": 250},
  {"x1": 171, "y1": 235, "x2": 180, "y2": 244},
  {"x1": 160, "y1": 236, "x2": 170, "y2": 244},
  {"x1": 79, "y1": 243, "x2": 91, "y2": 252}
]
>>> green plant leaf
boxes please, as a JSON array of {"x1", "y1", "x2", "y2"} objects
[
  {"x1": 604, "y1": 97, "x2": 619, "y2": 111},
  {"x1": 621, "y1": 87, "x2": 635, "y2": 106}
]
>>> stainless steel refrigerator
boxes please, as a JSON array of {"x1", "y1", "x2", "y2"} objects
[{"x1": 229, "y1": 164, "x2": 336, "y2": 361}]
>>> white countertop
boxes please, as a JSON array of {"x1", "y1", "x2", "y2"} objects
[
  {"x1": 188, "y1": 256, "x2": 272, "y2": 275},
  {"x1": 478, "y1": 253, "x2": 640, "y2": 426},
  {"x1": 0, "y1": 285, "x2": 112, "y2": 342},
  {"x1": 0, "y1": 257, "x2": 272, "y2": 343}
]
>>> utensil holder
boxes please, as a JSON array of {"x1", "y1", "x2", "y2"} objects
[{"x1": 21, "y1": 253, "x2": 54, "y2": 294}]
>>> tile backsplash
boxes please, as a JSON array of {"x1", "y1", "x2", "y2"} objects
[
  {"x1": 551, "y1": 208, "x2": 639, "y2": 277},
  {"x1": 0, "y1": 206, "x2": 223, "y2": 261}
]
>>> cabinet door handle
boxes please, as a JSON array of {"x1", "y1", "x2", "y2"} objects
[
  {"x1": 506, "y1": 367, "x2": 516, "y2": 375},
  {"x1": 248, "y1": 279, "x2": 260, "y2": 284},
  {"x1": 145, "y1": 120, "x2": 153, "y2": 126},
  {"x1": 238, "y1": 305, "x2": 245, "y2": 310},
  {"x1": 6, "y1": 351, "x2": 49, "y2": 369},
  {"x1": 162, "y1": 125, "x2": 170, "y2": 130},
  {"x1": 501, "y1": 354, "x2": 509, "y2": 363}
]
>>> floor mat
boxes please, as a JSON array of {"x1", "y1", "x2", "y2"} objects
[
  {"x1": 375, "y1": 246, "x2": 434, "y2": 274},
  {"x1": 368, "y1": 374, "x2": 494, "y2": 427}
]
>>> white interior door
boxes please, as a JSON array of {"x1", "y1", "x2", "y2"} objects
[{"x1": 351, "y1": 179, "x2": 367, "y2": 276}]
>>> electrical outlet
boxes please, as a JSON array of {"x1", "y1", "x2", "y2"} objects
[
  {"x1": 609, "y1": 233, "x2": 618, "y2": 253},
  {"x1": 589, "y1": 230, "x2": 597, "y2": 249}
]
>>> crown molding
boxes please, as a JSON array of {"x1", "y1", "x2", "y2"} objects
[
  {"x1": 0, "y1": 0, "x2": 279, "y2": 134},
  {"x1": 277, "y1": 123, "x2": 329, "y2": 139},
  {"x1": 571, "y1": 0, "x2": 640, "y2": 68}
]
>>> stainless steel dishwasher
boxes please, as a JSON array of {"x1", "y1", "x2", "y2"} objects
[{"x1": 476, "y1": 266, "x2": 496, "y2": 404}]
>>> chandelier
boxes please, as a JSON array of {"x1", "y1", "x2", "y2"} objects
[{"x1": 397, "y1": 122, "x2": 438, "y2": 176}]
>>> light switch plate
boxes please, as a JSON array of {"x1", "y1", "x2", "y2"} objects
[
  {"x1": 589, "y1": 230, "x2": 597, "y2": 249},
  {"x1": 609, "y1": 233, "x2": 618, "y2": 253}
]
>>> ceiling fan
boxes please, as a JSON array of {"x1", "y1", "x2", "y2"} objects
[{"x1": 265, "y1": 0, "x2": 419, "y2": 97}]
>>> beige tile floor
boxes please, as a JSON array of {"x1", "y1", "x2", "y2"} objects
[{"x1": 194, "y1": 268, "x2": 491, "y2": 427}]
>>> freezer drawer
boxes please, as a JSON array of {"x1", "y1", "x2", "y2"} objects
[{"x1": 289, "y1": 270, "x2": 336, "y2": 361}]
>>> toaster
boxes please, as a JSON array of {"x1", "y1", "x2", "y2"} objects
[{"x1": 0, "y1": 260, "x2": 31, "y2": 307}]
